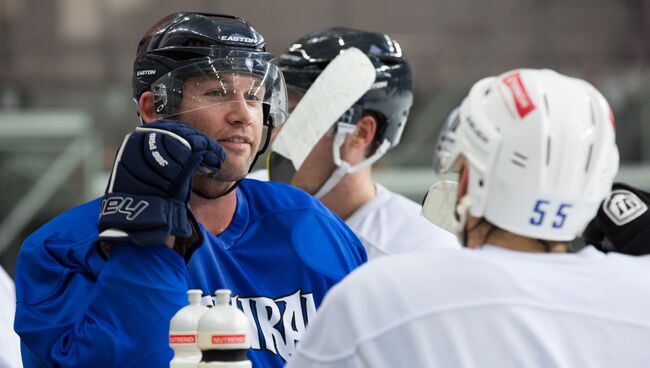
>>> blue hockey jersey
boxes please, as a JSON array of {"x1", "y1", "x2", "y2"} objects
[{"x1": 15, "y1": 179, "x2": 366, "y2": 368}]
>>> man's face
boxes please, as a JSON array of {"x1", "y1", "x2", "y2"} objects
[{"x1": 175, "y1": 72, "x2": 265, "y2": 183}]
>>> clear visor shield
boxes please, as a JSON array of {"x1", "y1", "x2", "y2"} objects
[
  {"x1": 151, "y1": 57, "x2": 288, "y2": 127},
  {"x1": 433, "y1": 106, "x2": 461, "y2": 174}
]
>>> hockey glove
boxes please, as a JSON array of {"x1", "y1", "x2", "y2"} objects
[
  {"x1": 97, "y1": 120, "x2": 225, "y2": 254},
  {"x1": 584, "y1": 182, "x2": 650, "y2": 255}
]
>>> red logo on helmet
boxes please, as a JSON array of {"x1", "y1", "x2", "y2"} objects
[{"x1": 502, "y1": 72, "x2": 536, "y2": 118}]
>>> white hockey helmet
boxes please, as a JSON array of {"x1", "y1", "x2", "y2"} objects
[{"x1": 433, "y1": 69, "x2": 619, "y2": 241}]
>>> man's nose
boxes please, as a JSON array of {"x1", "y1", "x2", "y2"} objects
[{"x1": 225, "y1": 94, "x2": 255, "y2": 125}]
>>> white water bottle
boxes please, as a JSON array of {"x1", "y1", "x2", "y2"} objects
[
  {"x1": 198, "y1": 289, "x2": 252, "y2": 368},
  {"x1": 170, "y1": 289, "x2": 208, "y2": 368}
]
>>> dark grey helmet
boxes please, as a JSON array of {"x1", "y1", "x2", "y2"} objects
[{"x1": 279, "y1": 27, "x2": 413, "y2": 149}]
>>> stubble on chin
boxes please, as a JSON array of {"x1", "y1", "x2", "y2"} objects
[
  {"x1": 193, "y1": 153, "x2": 254, "y2": 187},
  {"x1": 213, "y1": 162, "x2": 248, "y2": 181}
]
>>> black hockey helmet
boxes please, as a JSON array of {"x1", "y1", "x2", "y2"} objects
[
  {"x1": 132, "y1": 12, "x2": 287, "y2": 129},
  {"x1": 279, "y1": 27, "x2": 413, "y2": 148}
]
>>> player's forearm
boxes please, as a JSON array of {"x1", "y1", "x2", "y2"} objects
[
  {"x1": 27, "y1": 243, "x2": 188, "y2": 366},
  {"x1": 59, "y1": 243, "x2": 186, "y2": 366}
]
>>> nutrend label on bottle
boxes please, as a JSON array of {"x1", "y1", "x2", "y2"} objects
[
  {"x1": 170, "y1": 334, "x2": 197, "y2": 344},
  {"x1": 211, "y1": 334, "x2": 246, "y2": 345}
]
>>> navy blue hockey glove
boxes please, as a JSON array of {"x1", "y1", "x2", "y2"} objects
[{"x1": 97, "y1": 120, "x2": 225, "y2": 256}]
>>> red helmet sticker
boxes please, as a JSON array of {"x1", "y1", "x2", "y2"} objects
[{"x1": 502, "y1": 72, "x2": 536, "y2": 119}]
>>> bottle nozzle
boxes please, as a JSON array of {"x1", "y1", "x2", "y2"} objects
[
  {"x1": 188, "y1": 289, "x2": 202, "y2": 305},
  {"x1": 215, "y1": 289, "x2": 232, "y2": 306}
]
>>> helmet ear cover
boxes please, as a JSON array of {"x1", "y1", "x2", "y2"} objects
[{"x1": 150, "y1": 63, "x2": 185, "y2": 117}]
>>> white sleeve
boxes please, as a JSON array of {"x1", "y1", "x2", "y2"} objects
[
  {"x1": 0, "y1": 267, "x2": 22, "y2": 368},
  {"x1": 246, "y1": 169, "x2": 269, "y2": 181},
  {"x1": 285, "y1": 283, "x2": 362, "y2": 368},
  {"x1": 287, "y1": 352, "x2": 358, "y2": 368}
]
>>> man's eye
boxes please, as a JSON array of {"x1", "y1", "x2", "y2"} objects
[
  {"x1": 205, "y1": 89, "x2": 228, "y2": 97},
  {"x1": 245, "y1": 92, "x2": 262, "y2": 102}
]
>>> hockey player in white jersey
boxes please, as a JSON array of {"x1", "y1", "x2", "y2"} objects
[
  {"x1": 286, "y1": 68, "x2": 650, "y2": 368},
  {"x1": 267, "y1": 28, "x2": 457, "y2": 259},
  {"x1": 0, "y1": 266, "x2": 21, "y2": 368}
]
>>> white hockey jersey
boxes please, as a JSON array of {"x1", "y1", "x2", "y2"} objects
[
  {"x1": 0, "y1": 266, "x2": 22, "y2": 368},
  {"x1": 287, "y1": 246, "x2": 650, "y2": 368},
  {"x1": 247, "y1": 171, "x2": 459, "y2": 259},
  {"x1": 346, "y1": 183, "x2": 458, "y2": 259}
]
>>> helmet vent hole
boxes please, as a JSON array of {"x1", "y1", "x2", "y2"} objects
[
  {"x1": 182, "y1": 39, "x2": 212, "y2": 47},
  {"x1": 479, "y1": 179, "x2": 484, "y2": 187},
  {"x1": 589, "y1": 100, "x2": 596, "y2": 126},
  {"x1": 546, "y1": 136, "x2": 552, "y2": 166},
  {"x1": 511, "y1": 151, "x2": 528, "y2": 168},
  {"x1": 513, "y1": 151, "x2": 528, "y2": 160},
  {"x1": 379, "y1": 58, "x2": 400, "y2": 67},
  {"x1": 511, "y1": 159, "x2": 526, "y2": 168},
  {"x1": 485, "y1": 88, "x2": 491, "y2": 96},
  {"x1": 585, "y1": 143, "x2": 594, "y2": 172},
  {"x1": 543, "y1": 94, "x2": 550, "y2": 116}
]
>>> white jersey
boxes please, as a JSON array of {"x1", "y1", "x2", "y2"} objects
[
  {"x1": 246, "y1": 169, "x2": 269, "y2": 181},
  {"x1": 287, "y1": 246, "x2": 650, "y2": 368},
  {"x1": 245, "y1": 173, "x2": 458, "y2": 259},
  {"x1": 0, "y1": 267, "x2": 22, "y2": 368},
  {"x1": 346, "y1": 183, "x2": 458, "y2": 260}
]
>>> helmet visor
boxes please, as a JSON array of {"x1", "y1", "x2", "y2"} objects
[
  {"x1": 421, "y1": 180, "x2": 459, "y2": 234},
  {"x1": 151, "y1": 57, "x2": 288, "y2": 126},
  {"x1": 433, "y1": 106, "x2": 462, "y2": 174}
]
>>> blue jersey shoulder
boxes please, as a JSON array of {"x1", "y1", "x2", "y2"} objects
[
  {"x1": 23, "y1": 198, "x2": 101, "y2": 248},
  {"x1": 240, "y1": 178, "x2": 333, "y2": 218},
  {"x1": 237, "y1": 179, "x2": 367, "y2": 278},
  {"x1": 17, "y1": 198, "x2": 104, "y2": 305}
]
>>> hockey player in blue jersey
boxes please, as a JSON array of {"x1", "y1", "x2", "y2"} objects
[{"x1": 14, "y1": 12, "x2": 366, "y2": 368}]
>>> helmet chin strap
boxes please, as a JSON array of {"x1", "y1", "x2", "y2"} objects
[
  {"x1": 134, "y1": 98, "x2": 146, "y2": 125},
  {"x1": 455, "y1": 195, "x2": 473, "y2": 246},
  {"x1": 314, "y1": 122, "x2": 390, "y2": 199}
]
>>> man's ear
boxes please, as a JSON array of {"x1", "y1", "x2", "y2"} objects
[
  {"x1": 138, "y1": 91, "x2": 158, "y2": 123},
  {"x1": 350, "y1": 115, "x2": 377, "y2": 150}
]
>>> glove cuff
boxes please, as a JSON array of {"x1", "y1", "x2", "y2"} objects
[
  {"x1": 97, "y1": 193, "x2": 191, "y2": 247},
  {"x1": 172, "y1": 210, "x2": 205, "y2": 263}
]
